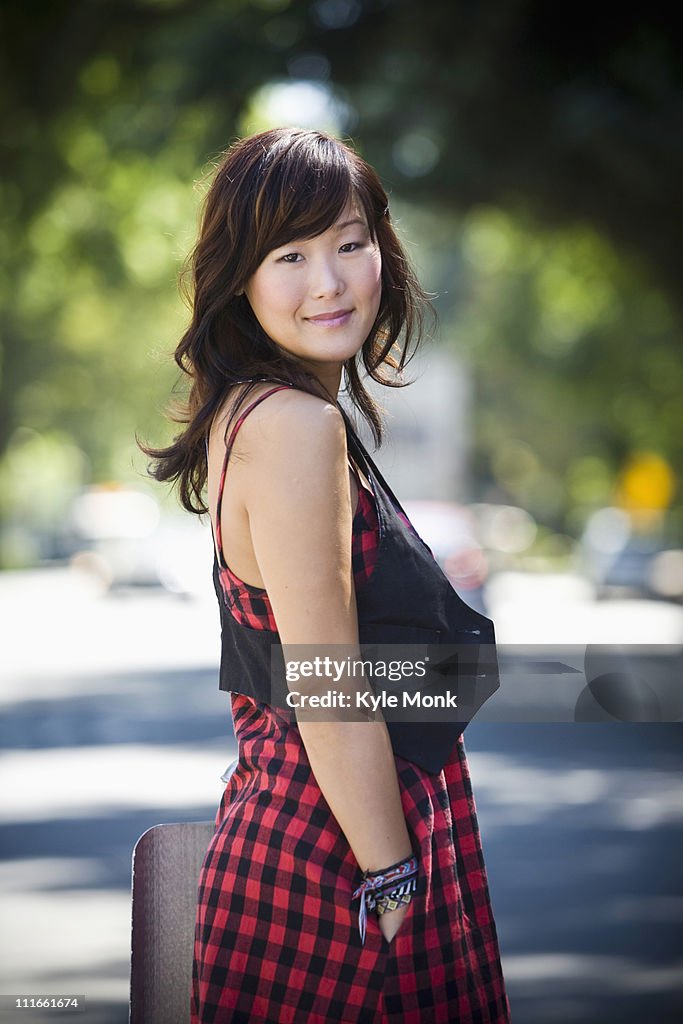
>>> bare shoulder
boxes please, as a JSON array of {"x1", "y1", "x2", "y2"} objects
[{"x1": 229, "y1": 386, "x2": 347, "y2": 470}]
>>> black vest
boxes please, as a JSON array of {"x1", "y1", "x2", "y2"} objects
[{"x1": 212, "y1": 400, "x2": 500, "y2": 774}]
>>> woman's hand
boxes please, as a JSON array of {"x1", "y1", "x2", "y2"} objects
[{"x1": 378, "y1": 902, "x2": 411, "y2": 944}]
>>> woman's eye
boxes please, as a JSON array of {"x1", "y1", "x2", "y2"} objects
[
  {"x1": 339, "y1": 241, "x2": 361, "y2": 254},
  {"x1": 278, "y1": 252, "x2": 302, "y2": 263}
]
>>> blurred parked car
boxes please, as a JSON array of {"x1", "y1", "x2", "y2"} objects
[
  {"x1": 402, "y1": 500, "x2": 490, "y2": 615},
  {"x1": 577, "y1": 506, "x2": 683, "y2": 602},
  {"x1": 63, "y1": 483, "x2": 214, "y2": 596}
]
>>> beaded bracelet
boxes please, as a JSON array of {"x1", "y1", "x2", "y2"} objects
[
  {"x1": 352, "y1": 855, "x2": 418, "y2": 944},
  {"x1": 375, "y1": 873, "x2": 418, "y2": 916}
]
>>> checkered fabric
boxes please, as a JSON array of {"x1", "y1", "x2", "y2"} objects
[
  {"x1": 191, "y1": 696, "x2": 510, "y2": 1023},
  {"x1": 195, "y1": 387, "x2": 510, "y2": 1022}
]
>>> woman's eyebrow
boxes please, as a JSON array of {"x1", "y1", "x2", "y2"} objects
[{"x1": 334, "y1": 217, "x2": 368, "y2": 231}]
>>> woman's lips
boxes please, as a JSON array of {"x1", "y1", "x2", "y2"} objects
[{"x1": 305, "y1": 309, "x2": 353, "y2": 327}]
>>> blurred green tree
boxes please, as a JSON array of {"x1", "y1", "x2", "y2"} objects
[{"x1": 0, "y1": 0, "x2": 680, "y2": 563}]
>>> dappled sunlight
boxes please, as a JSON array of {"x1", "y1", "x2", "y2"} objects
[
  {"x1": 485, "y1": 570, "x2": 683, "y2": 644},
  {"x1": 467, "y1": 750, "x2": 683, "y2": 831},
  {"x1": 503, "y1": 952, "x2": 682, "y2": 991},
  {"x1": 1, "y1": 887, "x2": 132, "y2": 1000},
  {"x1": 0, "y1": 857, "x2": 105, "y2": 892},
  {"x1": 0, "y1": 564, "x2": 218, "y2": 701},
  {"x1": 0, "y1": 744, "x2": 234, "y2": 824}
]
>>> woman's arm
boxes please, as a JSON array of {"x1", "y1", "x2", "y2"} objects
[{"x1": 232, "y1": 389, "x2": 414, "y2": 877}]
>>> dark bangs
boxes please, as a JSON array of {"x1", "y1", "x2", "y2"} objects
[
  {"x1": 139, "y1": 127, "x2": 431, "y2": 515},
  {"x1": 246, "y1": 131, "x2": 385, "y2": 270}
]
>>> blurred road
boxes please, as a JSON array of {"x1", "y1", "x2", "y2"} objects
[{"x1": 1, "y1": 567, "x2": 682, "y2": 1023}]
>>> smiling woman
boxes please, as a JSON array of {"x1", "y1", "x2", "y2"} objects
[
  {"x1": 243, "y1": 202, "x2": 383, "y2": 395},
  {"x1": 139, "y1": 128, "x2": 511, "y2": 1024}
]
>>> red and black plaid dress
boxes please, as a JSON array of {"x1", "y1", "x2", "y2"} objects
[{"x1": 192, "y1": 391, "x2": 511, "y2": 1024}]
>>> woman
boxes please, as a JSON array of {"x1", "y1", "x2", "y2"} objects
[{"x1": 142, "y1": 128, "x2": 511, "y2": 1023}]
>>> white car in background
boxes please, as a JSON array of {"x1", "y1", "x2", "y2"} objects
[{"x1": 65, "y1": 484, "x2": 214, "y2": 597}]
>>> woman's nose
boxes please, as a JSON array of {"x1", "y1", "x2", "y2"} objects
[{"x1": 310, "y1": 257, "x2": 344, "y2": 299}]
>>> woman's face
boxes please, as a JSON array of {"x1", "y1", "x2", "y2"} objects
[{"x1": 244, "y1": 198, "x2": 382, "y2": 384}]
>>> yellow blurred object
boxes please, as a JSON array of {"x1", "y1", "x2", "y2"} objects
[{"x1": 614, "y1": 452, "x2": 676, "y2": 514}]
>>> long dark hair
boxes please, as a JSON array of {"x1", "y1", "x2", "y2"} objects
[{"x1": 139, "y1": 127, "x2": 431, "y2": 514}]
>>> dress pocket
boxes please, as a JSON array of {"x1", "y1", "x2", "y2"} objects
[{"x1": 378, "y1": 865, "x2": 423, "y2": 950}]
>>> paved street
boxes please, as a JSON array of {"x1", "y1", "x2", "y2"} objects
[{"x1": 1, "y1": 567, "x2": 682, "y2": 1023}]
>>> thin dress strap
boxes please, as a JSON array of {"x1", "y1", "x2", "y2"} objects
[
  {"x1": 209, "y1": 384, "x2": 294, "y2": 569},
  {"x1": 337, "y1": 404, "x2": 412, "y2": 520}
]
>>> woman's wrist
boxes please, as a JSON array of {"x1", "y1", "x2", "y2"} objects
[
  {"x1": 362, "y1": 852, "x2": 414, "y2": 876},
  {"x1": 351, "y1": 853, "x2": 419, "y2": 943}
]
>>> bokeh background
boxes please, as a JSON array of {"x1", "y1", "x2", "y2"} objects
[{"x1": 1, "y1": 2, "x2": 682, "y2": 1022}]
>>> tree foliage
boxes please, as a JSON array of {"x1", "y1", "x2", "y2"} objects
[{"x1": 0, "y1": 0, "x2": 680, "y2": 562}]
